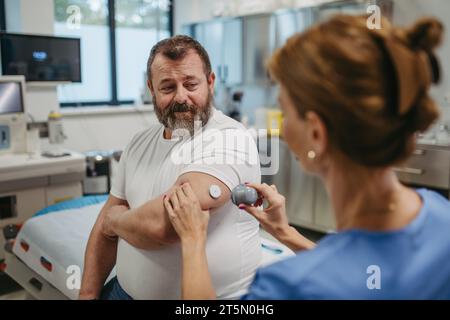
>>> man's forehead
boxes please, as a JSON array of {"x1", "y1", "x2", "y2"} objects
[{"x1": 152, "y1": 50, "x2": 205, "y2": 76}]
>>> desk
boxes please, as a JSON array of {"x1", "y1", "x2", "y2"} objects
[{"x1": 0, "y1": 151, "x2": 85, "y2": 259}]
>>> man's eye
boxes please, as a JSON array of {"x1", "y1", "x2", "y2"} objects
[
  {"x1": 161, "y1": 87, "x2": 173, "y2": 92},
  {"x1": 185, "y1": 83, "x2": 198, "y2": 90}
]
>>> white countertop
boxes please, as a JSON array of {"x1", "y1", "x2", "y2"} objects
[{"x1": 0, "y1": 151, "x2": 86, "y2": 182}]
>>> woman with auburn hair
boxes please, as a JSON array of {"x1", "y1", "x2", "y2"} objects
[{"x1": 164, "y1": 14, "x2": 450, "y2": 299}]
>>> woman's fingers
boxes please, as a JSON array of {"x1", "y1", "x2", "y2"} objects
[
  {"x1": 181, "y1": 183, "x2": 199, "y2": 204},
  {"x1": 176, "y1": 185, "x2": 188, "y2": 205},
  {"x1": 246, "y1": 183, "x2": 280, "y2": 204},
  {"x1": 164, "y1": 187, "x2": 210, "y2": 242},
  {"x1": 169, "y1": 191, "x2": 180, "y2": 210},
  {"x1": 164, "y1": 196, "x2": 177, "y2": 220}
]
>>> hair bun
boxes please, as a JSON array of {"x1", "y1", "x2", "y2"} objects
[{"x1": 406, "y1": 17, "x2": 444, "y2": 51}]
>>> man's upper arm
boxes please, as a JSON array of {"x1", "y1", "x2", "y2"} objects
[
  {"x1": 126, "y1": 172, "x2": 230, "y2": 247},
  {"x1": 174, "y1": 172, "x2": 231, "y2": 211}
]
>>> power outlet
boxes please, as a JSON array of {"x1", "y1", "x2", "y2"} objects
[{"x1": 0, "y1": 125, "x2": 10, "y2": 150}]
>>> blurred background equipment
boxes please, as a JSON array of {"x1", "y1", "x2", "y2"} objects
[
  {"x1": 227, "y1": 91, "x2": 244, "y2": 122},
  {"x1": 0, "y1": 76, "x2": 28, "y2": 156},
  {"x1": 83, "y1": 150, "x2": 115, "y2": 195}
]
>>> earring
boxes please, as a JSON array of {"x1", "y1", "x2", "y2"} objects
[{"x1": 307, "y1": 150, "x2": 316, "y2": 160}]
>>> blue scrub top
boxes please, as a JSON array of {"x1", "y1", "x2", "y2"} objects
[{"x1": 242, "y1": 189, "x2": 450, "y2": 299}]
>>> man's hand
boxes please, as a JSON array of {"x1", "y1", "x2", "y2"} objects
[{"x1": 101, "y1": 205, "x2": 129, "y2": 240}]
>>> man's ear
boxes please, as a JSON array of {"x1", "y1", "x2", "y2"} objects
[
  {"x1": 147, "y1": 79, "x2": 155, "y2": 96},
  {"x1": 305, "y1": 111, "x2": 328, "y2": 157},
  {"x1": 207, "y1": 72, "x2": 216, "y2": 94}
]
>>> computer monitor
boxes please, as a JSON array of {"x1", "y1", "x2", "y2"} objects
[
  {"x1": 0, "y1": 76, "x2": 26, "y2": 115},
  {"x1": 0, "y1": 33, "x2": 81, "y2": 83},
  {"x1": 0, "y1": 76, "x2": 27, "y2": 153}
]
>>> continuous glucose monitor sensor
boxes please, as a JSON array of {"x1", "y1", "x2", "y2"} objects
[{"x1": 209, "y1": 184, "x2": 222, "y2": 199}]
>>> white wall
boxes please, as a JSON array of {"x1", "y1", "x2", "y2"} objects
[
  {"x1": 173, "y1": 0, "x2": 216, "y2": 34},
  {"x1": 61, "y1": 109, "x2": 158, "y2": 152},
  {"x1": 173, "y1": 0, "x2": 302, "y2": 33},
  {"x1": 5, "y1": 0, "x2": 54, "y2": 35}
]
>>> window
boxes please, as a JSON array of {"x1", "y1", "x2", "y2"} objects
[
  {"x1": 115, "y1": 0, "x2": 171, "y2": 101},
  {"x1": 54, "y1": 0, "x2": 172, "y2": 107},
  {"x1": 55, "y1": 0, "x2": 111, "y2": 104}
]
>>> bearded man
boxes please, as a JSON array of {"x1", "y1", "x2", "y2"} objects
[{"x1": 79, "y1": 36, "x2": 262, "y2": 300}]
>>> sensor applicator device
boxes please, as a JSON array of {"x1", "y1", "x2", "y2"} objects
[{"x1": 231, "y1": 184, "x2": 259, "y2": 206}]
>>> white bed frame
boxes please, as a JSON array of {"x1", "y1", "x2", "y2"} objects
[
  {"x1": 4, "y1": 250, "x2": 68, "y2": 300},
  {"x1": 3, "y1": 232, "x2": 293, "y2": 300}
]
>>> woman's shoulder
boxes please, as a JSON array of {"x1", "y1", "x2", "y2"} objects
[
  {"x1": 416, "y1": 188, "x2": 450, "y2": 225},
  {"x1": 417, "y1": 188, "x2": 450, "y2": 211}
]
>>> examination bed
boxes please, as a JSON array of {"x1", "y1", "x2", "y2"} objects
[{"x1": 2, "y1": 196, "x2": 294, "y2": 300}]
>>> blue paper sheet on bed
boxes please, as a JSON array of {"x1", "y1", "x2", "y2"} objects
[{"x1": 33, "y1": 195, "x2": 109, "y2": 217}]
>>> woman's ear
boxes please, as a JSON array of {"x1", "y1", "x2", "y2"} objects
[{"x1": 305, "y1": 111, "x2": 328, "y2": 157}]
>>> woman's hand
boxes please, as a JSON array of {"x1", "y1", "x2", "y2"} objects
[
  {"x1": 240, "y1": 183, "x2": 291, "y2": 239},
  {"x1": 241, "y1": 183, "x2": 315, "y2": 252},
  {"x1": 164, "y1": 183, "x2": 216, "y2": 299},
  {"x1": 164, "y1": 183, "x2": 210, "y2": 245}
]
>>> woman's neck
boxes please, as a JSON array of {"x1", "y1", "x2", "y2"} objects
[{"x1": 322, "y1": 162, "x2": 422, "y2": 232}]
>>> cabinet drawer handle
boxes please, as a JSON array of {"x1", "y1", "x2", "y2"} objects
[
  {"x1": 394, "y1": 167, "x2": 424, "y2": 175},
  {"x1": 413, "y1": 149, "x2": 426, "y2": 156}
]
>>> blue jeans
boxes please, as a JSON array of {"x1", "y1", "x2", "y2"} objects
[{"x1": 100, "y1": 277, "x2": 133, "y2": 300}]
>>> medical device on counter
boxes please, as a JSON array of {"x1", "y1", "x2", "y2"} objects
[
  {"x1": 0, "y1": 76, "x2": 27, "y2": 155},
  {"x1": 42, "y1": 111, "x2": 69, "y2": 158},
  {"x1": 231, "y1": 184, "x2": 259, "y2": 206},
  {"x1": 48, "y1": 111, "x2": 65, "y2": 145}
]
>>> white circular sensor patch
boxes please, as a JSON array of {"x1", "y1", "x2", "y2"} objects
[{"x1": 209, "y1": 184, "x2": 222, "y2": 199}]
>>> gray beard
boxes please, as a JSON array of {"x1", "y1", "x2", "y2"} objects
[{"x1": 153, "y1": 93, "x2": 213, "y2": 137}]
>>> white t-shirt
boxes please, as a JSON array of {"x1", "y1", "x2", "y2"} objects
[{"x1": 110, "y1": 108, "x2": 262, "y2": 299}]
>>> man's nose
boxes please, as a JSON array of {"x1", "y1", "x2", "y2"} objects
[{"x1": 174, "y1": 87, "x2": 188, "y2": 104}]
